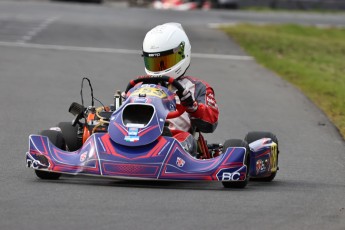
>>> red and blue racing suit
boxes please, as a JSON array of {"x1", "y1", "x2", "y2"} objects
[{"x1": 169, "y1": 76, "x2": 219, "y2": 156}]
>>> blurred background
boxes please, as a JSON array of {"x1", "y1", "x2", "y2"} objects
[
  {"x1": 1, "y1": 1, "x2": 344, "y2": 230},
  {"x1": 18, "y1": 0, "x2": 345, "y2": 10}
]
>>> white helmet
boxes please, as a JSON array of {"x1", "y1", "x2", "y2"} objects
[{"x1": 142, "y1": 22, "x2": 191, "y2": 78}]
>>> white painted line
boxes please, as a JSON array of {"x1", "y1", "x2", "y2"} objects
[
  {"x1": 335, "y1": 161, "x2": 345, "y2": 168},
  {"x1": 209, "y1": 22, "x2": 345, "y2": 29},
  {"x1": 208, "y1": 22, "x2": 240, "y2": 28},
  {"x1": 0, "y1": 41, "x2": 141, "y2": 54},
  {"x1": 193, "y1": 52, "x2": 253, "y2": 60},
  {"x1": 17, "y1": 16, "x2": 59, "y2": 43},
  {"x1": 0, "y1": 41, "x2": 254, "y2": 61}
]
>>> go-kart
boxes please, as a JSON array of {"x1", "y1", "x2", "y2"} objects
[{"x1": 26, "y1": 76, "x2": 279, "y2": 188}]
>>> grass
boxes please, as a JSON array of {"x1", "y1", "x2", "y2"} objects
[
  {"x1": 221, "y1": 24, "x2": 345, "y2": 138},
  {"x1": 242, "y1": 6, "x2": 345, "y2": 14}
]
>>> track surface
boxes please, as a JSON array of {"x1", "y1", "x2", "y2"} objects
[{"x1": 0, "y1": 1, "x2": 344, "y2": 230}]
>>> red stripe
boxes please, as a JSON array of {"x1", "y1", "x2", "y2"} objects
[
  {"x1": 255, "y1": 149, "x2": 270, "y2": 158},
  {"x1": 135, "y1": 137, "x2": 167, "y2": 159},
  {"x1": 114, "y1": 123, "x2": 127, "y2": 136},
  {"x1": 40, "y1": 136, "x2": 48, "y2": 155},
  {"x1": 101, "y1": 133, "x2": 116, "y2": 156}
]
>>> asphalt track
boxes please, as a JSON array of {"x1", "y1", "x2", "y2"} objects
[{"x1": 0, "y1": 1, "x2": 344, "y2": 230}]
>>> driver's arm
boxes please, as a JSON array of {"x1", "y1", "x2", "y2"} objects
[{"x1": 179, "y1": 76, "x2": 219, "y2": 133}]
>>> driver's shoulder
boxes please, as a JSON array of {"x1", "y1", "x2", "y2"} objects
[
  {"x1": 178, "y1": 76, "x2": 212, "y2": 89},
  {"x1": 179, "y1": 75, "x2": 198, "y2": 81}
]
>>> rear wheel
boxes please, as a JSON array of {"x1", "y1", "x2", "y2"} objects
[
  {"x1": 221, "y1": 139, "x2": 250, "y2": 189},
  {"x1": 34, "y1": 130, "x2": 64, "y2": 180},
  {"x1": 245, "y1": 131, "x2": 279, "y2": 182},
  {"x1": 58, "y1": 122, "x2": 82, "y2": 151}
]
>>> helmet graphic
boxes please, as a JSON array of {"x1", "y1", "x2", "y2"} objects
[{"x1": 142, "y1": 22, "x2": 191, "y2": 78}]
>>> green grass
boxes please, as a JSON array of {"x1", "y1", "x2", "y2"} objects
[
  {"x1": 221, "y1": 24, "x2": 345, "y2": 138},
  {"x1": 242, "y1": 6, "x2": 345, "y2": 14}
]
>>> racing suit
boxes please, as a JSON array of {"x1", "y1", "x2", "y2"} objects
[{"x1": 169, "y1": 76, "x2": 219, "y2": 156}]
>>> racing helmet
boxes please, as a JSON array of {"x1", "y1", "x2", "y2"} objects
[{"x1": 142, "y1": 22, "x2": 191, "y2": 78}]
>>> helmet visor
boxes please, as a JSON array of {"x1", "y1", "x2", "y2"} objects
[{"x1": 143, "y1": 42, "x2": 185, "y2": 72}]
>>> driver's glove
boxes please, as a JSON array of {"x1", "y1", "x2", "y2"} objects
[{"x1": 178, "y1": 90, "x2": 198, "y2": 113}]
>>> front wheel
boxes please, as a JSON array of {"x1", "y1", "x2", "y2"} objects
[
  {"x1": 245, "y1": 131, "x2": 279, "y2": 182},
  {"x1": 58, "y1": 122, "x2": 82, "y2": 151},
  {"x1": 34, "y1": 130, "x2": 64, "y2": 180},
  {"x1": 221, "y1": 139, "x2": 250, "y2": 189}
]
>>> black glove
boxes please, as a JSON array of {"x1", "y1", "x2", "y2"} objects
[{"x1": 178, "y1": 90, "x2": 198, "y2": 113}]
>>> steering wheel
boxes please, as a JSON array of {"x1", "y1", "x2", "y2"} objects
[{"x1": 125, "y1": 76, "x2": 186, "y2": 119}]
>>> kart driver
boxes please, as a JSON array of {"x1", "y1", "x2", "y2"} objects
[{"x1": 138, "y1": 22, "x2": 219, "y2": 156}]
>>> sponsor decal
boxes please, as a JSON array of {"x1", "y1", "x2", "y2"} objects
[
  {"x1": 206, "y1": 93, "x2": 217, "y2": 108},
  {"x1": 256, "y1": 159, "x2": 263, "y2": 174},
  {"x1": 27, "y1": 159, "x2": 46, "y2": 169},
  {"x1": 26, "y1": 153, "x2": 49, "y2": 169},
  {"x1": 221, "y1": 172, "x2": 241, "y2": 181},
  {"x1": 206, "y1": 97, "x2": 215, "y2": 105},
  {"x1": 175, "y1": 67, "x2": 182, "y2": 75},
  {"x1": 176, "y1": 157, "x2": 185, "y2": 167},
  {"x1": 216, "y1": 168, "x2": 244, "y2": 181},
  {"x1": 124, "y1": 136, "x2": 140, "y2": 142},
  {"x1": 125, "y1": 127, "x2": 140, "y2": 142},
  {"x1": 131, "y1": 87, "x2": 167, "y2": 98},
  {"x1": 256, "y1": 158, "x2": 270, "y2": 174},
  {"x1": 134, "y1": 97, "x2": 148, "y2": 103},
  {"x1": 128, "y1": 127, "x2": 139, "y2": 136},
  {"x1": 148, "y1": 53, "x2": 160, "y2": 57},
  {"x1": 80, "y1": 152, "x2": 88, "y2": 162},
  {"x1": 264, "y1": 159, "x2": 271, "y2": 172},
  {"x1": 169, "y1": 103, "x2": 176, "y2": 111}
]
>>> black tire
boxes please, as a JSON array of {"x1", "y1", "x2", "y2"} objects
[
  {"x1": 221, "y1": 139, "x2": 250, "y2": 189},
  {"x1": 34, "y1": 130, "x2": 64, "y2": 180},
  {"x1": 58, "y1": 122, "x2": 82, "y2": 151},
  {"x1": 244, "y1": 131, "x2": 279, "y2": 182}
]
